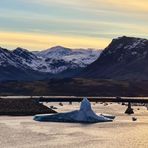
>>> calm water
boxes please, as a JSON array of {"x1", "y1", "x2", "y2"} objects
[{"x1": 0, "y1": 102, "x2": 147, "y2": 148}]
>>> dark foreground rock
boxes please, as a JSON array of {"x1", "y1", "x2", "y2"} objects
[
  {"x1": 0, "y1": 98, "x2": 57, "y2": 116},
  {"x1": 125, "y1": 103, "x2": 134, "y2": 115}
]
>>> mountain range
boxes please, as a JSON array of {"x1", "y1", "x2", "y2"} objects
[
  {"x1": 0, "y1": 46, "x2": 100, "y2": 81},
  {"x1": 0, "y1": 36, "x2": 148, "y2": 81}
]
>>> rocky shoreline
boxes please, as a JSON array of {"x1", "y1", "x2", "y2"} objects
[{"x1": 0, "y1": 98, "x2": 56, "y2": 116}]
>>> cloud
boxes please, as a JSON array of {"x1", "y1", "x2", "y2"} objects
[
  {"x1": 23, "y1": 0, "x2": 148, "y2": 13},
  {"x1": 0, "y1": 9, "x2": 147, "y2": 38},
  {"x1": 0, "y1": 31, "x2": 110, "y2": 50},
  {"x1": 0, "y1": 0, "x2": 147, "y2": 50}
]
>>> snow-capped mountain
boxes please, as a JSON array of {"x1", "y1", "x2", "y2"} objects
[
  {"x1": 35, "y1": 46, "x2": 72, "y2": 58},
  {"x1": 0, "y1": 46, "x2": 101, "y2": 81},
  {"x1": 33, "y1": 46, "x2": 101, "y2": 74},
  {"x1": 82, "y1": 36, "x2": 148, "y2": 80},
  {"x1": 0, "y1": 47, "x2": 49, "y2": 81}
]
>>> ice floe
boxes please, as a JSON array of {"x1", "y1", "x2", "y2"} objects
[{"x1": 34, "y1": 98, "x2": 115, "y2": 123}]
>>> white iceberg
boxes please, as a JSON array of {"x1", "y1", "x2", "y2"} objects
[{"x1": 34, "y1": 98, "x2": 115, "y2": 123}]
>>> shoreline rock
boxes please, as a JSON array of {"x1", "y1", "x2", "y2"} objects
[{"x1": 0, "y1": 98, "x2": 57, "y2": 116}]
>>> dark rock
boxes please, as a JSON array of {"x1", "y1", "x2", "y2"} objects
[
  {"x1": 0, "y1": 98, "x2": 57, "y2": 116},
  {"x1": 59, "y1": 102, "x2": 63, "y2": 106},
  {"x1": 69, "y1": 102, "x2": 72, "y2": 105},
  {"x1": 125, "y1": 103, "x2": 134, "y2": 114},
  {"x1": 104, "y1": 102, "x2": 108, "y2": 106},
  {"x1": 122, "y1": 102, "x2": 125, "y2": 105},
  {"x1": 50, "y1": 106, "x2": 58, "y2": 109},
  {"x1": 132, "y1": 117, "x2": 137, "y2": 121},
  {"x1": 125, "y1": 107, "x2": 134, "y2": 114}
]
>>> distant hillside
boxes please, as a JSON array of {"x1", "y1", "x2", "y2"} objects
[{"x1": 1, "y1": 78, "x2": 148, "y2": 97}]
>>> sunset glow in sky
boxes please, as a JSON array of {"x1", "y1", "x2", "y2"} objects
[{"x1": 0, "y1": 0, "x2": 147, "y2": 50}]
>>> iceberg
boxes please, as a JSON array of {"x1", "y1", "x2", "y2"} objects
[{"x1": 34, "y1": 98, "x2": 115, "y2": 123}]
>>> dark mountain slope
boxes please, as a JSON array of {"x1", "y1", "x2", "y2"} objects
[{"x1": 81, "y1": 36, "x2": 148, "y2": 80}]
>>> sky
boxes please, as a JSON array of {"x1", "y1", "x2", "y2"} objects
[{"x1": 0, "y1": 0, "x2": 147, "y2": 51}]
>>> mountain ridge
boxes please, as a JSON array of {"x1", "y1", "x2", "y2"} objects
[
  {"x1": 81, "y1": 36, "x2": 148, "y2": 80},
  {"x1": 0, "y1": 46, "x2": 101, "y2": 81}
]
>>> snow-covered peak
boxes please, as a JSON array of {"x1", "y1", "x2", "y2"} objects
[
  {"x1": 36, "y1": 46, "x2": 72, "y2": 58},
  {"x1": 13, "y1": 47, "x2": 33, "y2": 56},
  {"x1": 49, "y1": 46, "x2": 72, "y2": 52},
  {"x1": 102, "y1": 36, "x2": 148, "y2": 63},
  {"x1": 0, "y1": 47, "x2": 10, "y2": 54},
  {"x1": 111, "y1": 36, "x2": 148, "y2": 51},
  {"x1": 33, "y1": 46, "x2": 101, "y2": 73},
  {"x1": 13, "y1": 47, "x2": 38, "y2": 61},
  {"x1": 13, "y1": 47, "x2": 28, "y2": 53}
]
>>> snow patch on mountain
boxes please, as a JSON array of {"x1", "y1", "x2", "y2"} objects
[
  {"x1": 0, "y1": 46, "x2": 101, "y2": 74},
  {"x1": 33, "y1": 46, "x2": 101, "y2": 73}
]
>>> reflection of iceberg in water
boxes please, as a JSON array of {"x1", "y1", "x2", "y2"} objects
[{"x1": 34, "y1": 98, "x2": 115, "y2": 123}]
